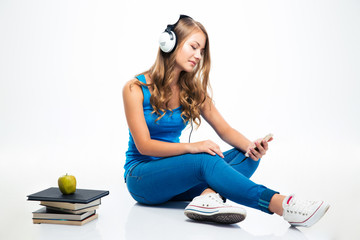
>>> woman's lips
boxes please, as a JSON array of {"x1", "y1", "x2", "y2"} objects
[{"x1": 189, "y1": 60, "x2": 196, "y2": 66}]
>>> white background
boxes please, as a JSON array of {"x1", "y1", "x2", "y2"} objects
[{"x1": 0, "y1": 0, "x2": 359, "y2": 239}]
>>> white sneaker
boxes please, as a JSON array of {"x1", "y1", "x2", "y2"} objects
[
  {"x1": 184, "y1": 193, "x2": 246, "y2": 224},
  {"x1": 282, "y1": 194, "x2": 330, "y2": 227}
]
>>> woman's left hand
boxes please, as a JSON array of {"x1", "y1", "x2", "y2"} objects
[{"x1": 246, "y1": 137, "x2": 272, "y2": 161}]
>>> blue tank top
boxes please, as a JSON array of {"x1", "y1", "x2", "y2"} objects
[{"x1": 124, "y1": 74, "x2": 188, "y2": 178}]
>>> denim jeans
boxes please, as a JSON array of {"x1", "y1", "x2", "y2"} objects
[{"x1": 125, "y1": 148, "x2": 279, "y2": 213}]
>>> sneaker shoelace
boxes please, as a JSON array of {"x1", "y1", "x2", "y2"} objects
[
  {"x1": 286, "y1": 198, "x2": 319, "y2": 216},
  {"x1": 209, "y1": 193, "x2": 231, "y2": 206}
]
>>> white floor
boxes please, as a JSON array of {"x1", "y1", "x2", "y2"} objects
[{"x1": 1, "y1": 140, "x2": 359, "y2": 240}]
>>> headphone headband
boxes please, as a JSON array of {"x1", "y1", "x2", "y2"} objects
[{"x1": 164, "y1": 15, "x2": 191, "y2": 33}]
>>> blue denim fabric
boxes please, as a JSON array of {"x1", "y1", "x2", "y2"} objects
[{"x1": 126, "y1": 148, "x2": 278, "y2": 214}]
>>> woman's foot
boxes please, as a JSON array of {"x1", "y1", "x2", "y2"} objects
[
  {"x1": 184, "y1": 193, "x2": 246, "y2": 224},
  {"x1": 282, "y1": 194, "x2": 330, "y2": 227}
]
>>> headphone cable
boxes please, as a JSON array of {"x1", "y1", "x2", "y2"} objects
[{"x1": 188, "y1": 119, "x2": 193, "y2": 143}]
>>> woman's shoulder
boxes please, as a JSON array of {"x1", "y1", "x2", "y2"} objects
[
  {"x1": 123, "y1": 77, "x2": 139, "y2": 89},
  {"x1": 122, "y1": 77, "x2": 143, "y2": 99}
]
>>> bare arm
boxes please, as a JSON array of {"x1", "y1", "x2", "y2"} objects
[
  {"x1": 201, "y1": 98, "x2": 271, "y2": 160},
  {"x1": 200, "y1": 98, "x2": 252, "y2": 153}
]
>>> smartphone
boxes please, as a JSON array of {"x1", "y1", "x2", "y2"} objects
[{"x1": 245, "y1": 133, "x2": 273, "y2": 157}]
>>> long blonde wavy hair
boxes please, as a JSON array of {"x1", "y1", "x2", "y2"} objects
[{"x1": 137, "y1": 16, "x2": 211, "y2": 127}]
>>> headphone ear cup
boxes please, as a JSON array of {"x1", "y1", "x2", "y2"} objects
[{"x1": 159, "y1": 30, "x2": 177, "y2": 53}]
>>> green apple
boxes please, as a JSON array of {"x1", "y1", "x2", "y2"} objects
[{"x1": 58, "y1": 174, "x2": 76, "y2": 195}]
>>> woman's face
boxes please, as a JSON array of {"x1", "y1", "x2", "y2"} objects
[{"x1": 175, "y1": 30, "x2": 206, "y2": 73}]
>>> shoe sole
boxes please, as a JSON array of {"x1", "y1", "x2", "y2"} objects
[{"x1": 185, "y1": 211, "x2": 246, "y2": 224}]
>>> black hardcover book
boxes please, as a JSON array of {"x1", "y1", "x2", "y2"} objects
[{"x1": 27, "y1": 187, "x2": 109, "y2": 204}]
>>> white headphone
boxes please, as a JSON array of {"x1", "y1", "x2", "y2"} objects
[{"x1": 159, "y1": 15, "x2": 191, "y2": 53}]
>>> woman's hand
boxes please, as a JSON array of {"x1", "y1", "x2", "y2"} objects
[
  {"x1": 246, "y1": 137, "x2": 273, "y2": 161},
  {"x1": 189, "y1": 140, "x2": 224, "y2": 158}
]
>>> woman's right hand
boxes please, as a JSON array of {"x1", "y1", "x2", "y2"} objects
[{"x1": 189, "y1": 140, "x2": 224, "y2": 158}]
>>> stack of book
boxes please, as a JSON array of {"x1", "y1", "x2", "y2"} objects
[{"x1": 27, "y1": 187, "x2": 109, "y2": 226}]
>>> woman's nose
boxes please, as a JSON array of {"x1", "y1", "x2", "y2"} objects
[{"x1": 195, "y1": 49, "x2": 202, "y2": 60}]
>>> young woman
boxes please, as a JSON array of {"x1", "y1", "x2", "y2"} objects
[{"x1": 122, "y1": 15, "x2": 329, "y2": 227}]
